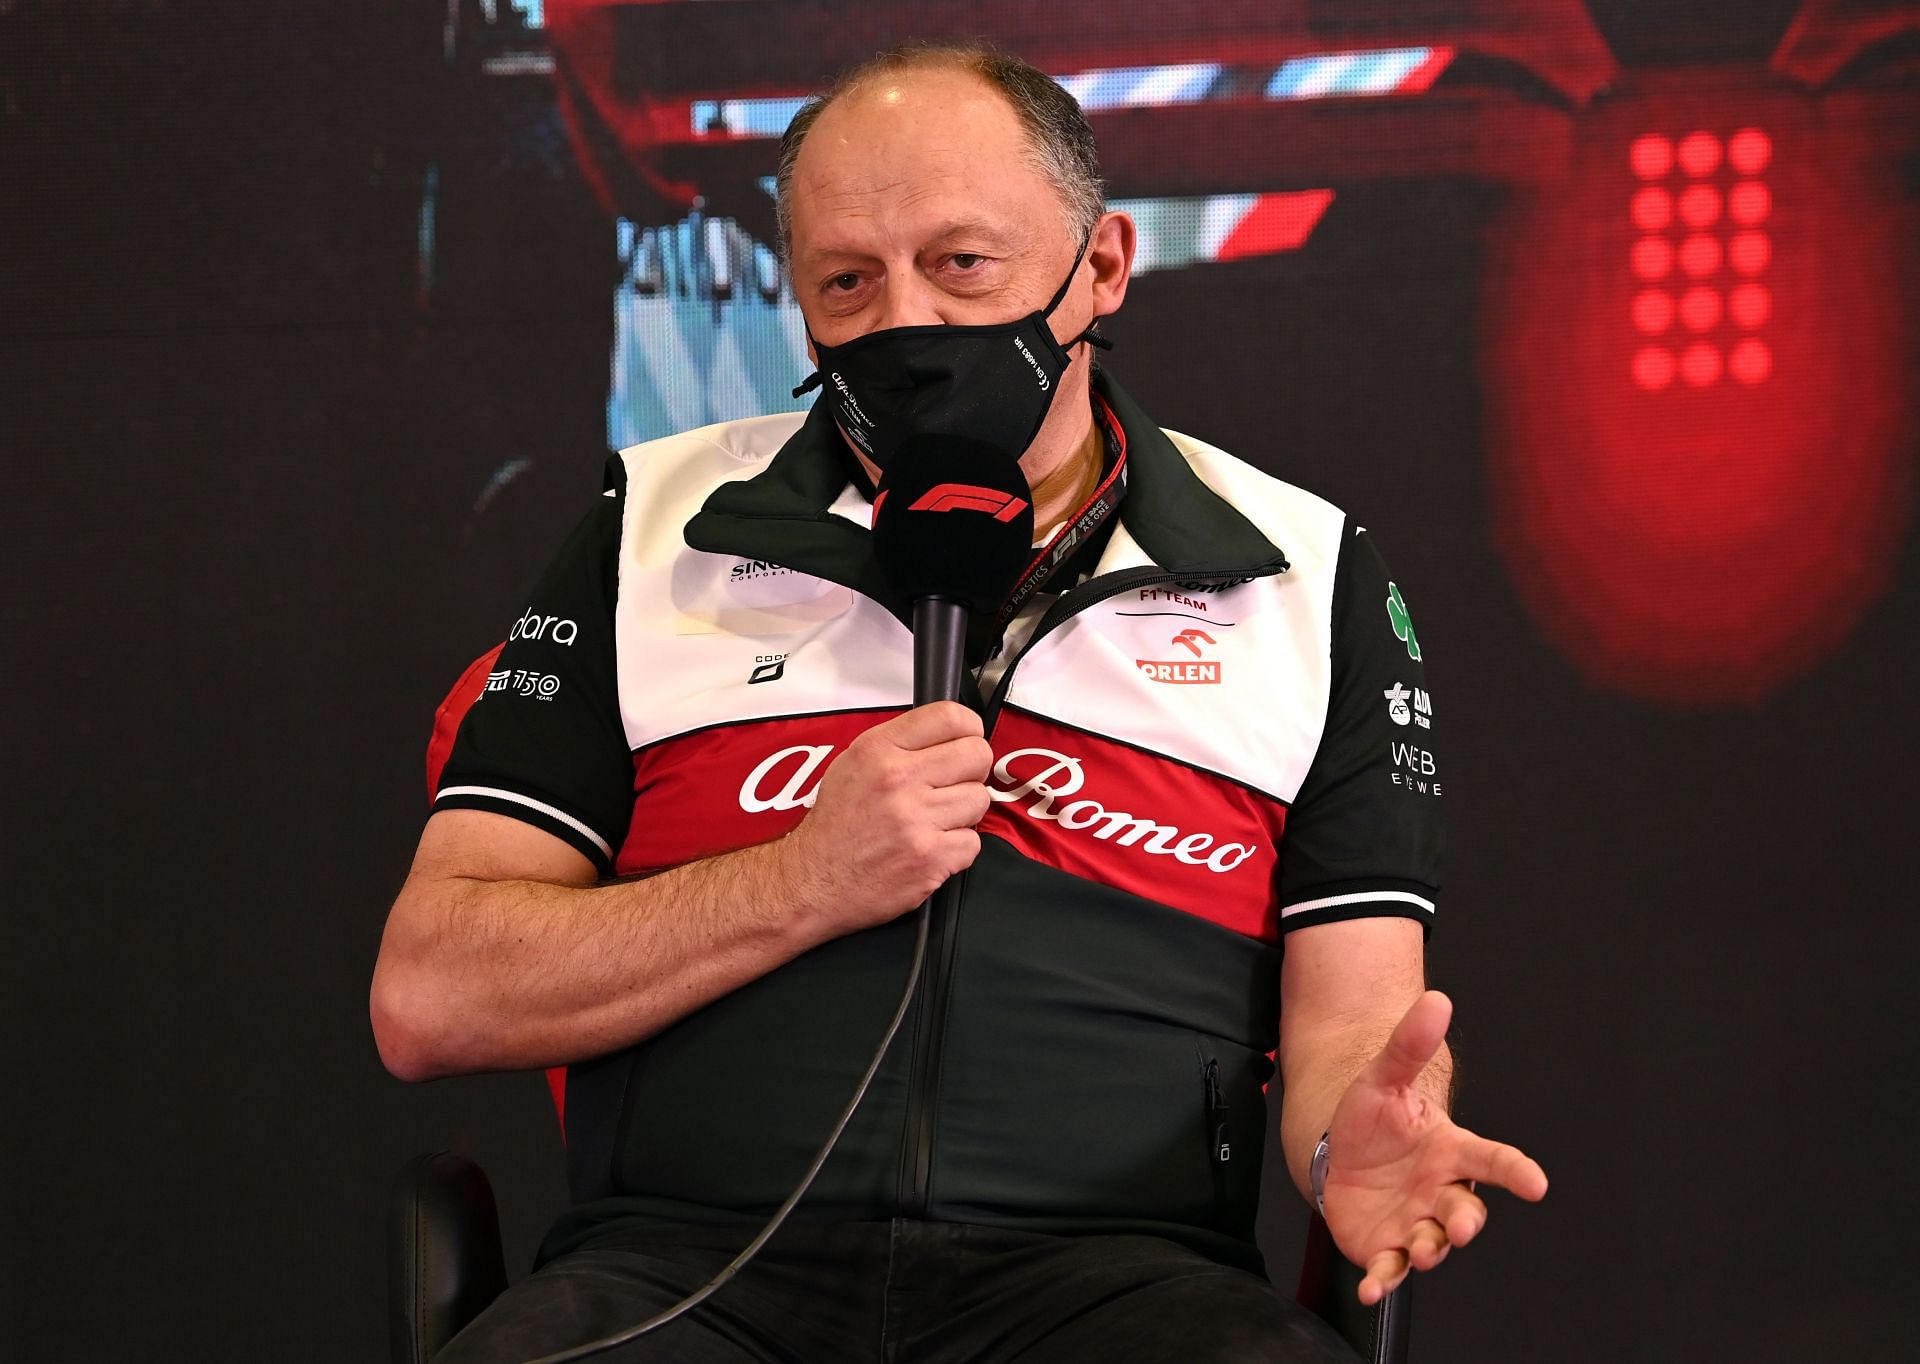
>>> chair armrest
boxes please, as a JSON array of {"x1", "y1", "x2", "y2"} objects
[
  {"x1": 1295, "y1": 1211, "x2": 1412, "y2": 1364},
  {"x1": 389, "y1": 1151, "x2": 511, "y2": 1364}
]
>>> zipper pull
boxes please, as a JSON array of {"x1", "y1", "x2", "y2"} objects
[{"x1": 1204, "y1": 1058, "x2": 1231, "y2": 1164}]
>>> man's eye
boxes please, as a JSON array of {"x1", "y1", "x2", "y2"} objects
[
  {"x1": 949, "y1": 254, "x2": 986, "y2": 271},
  {"x1": 827, "y1": 273, "x2": 862, "y2": 293}
]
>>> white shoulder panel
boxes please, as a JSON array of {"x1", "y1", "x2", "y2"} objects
[
  {"x1": 1003, "y1": 430, "x2": 1350, "y2": 804},
  {"x1": 611, "y1": 415, "x2": 911, "y2": 752}
]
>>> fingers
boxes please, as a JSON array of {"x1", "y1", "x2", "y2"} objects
[
  {"x1": 884, "y1": 700, "x2": 984, "y2": 749},
  {"x1": 915, "y1": 734, "x2": 994, "y2": 790},
  {"x1": 932, "y1": 828, "x2": 982, "y2": 881},
  {"x1": 1433, "y1": 1181, "x2": 1487, "y2": 1249},
  {"x1": 862, "y1": 707, "x2": 992, "y2": 793},
  {"x1": 1358, "y1": 1248, "x2": 1408, "y2": 1306},
  {"x1": 1406, "y1": 1217, "x2": 1452, "y2": 1272},
  {"x1": 922, "y1": 781, "x2": 993, "y2": 831},
  {"x1": 1460, "y1": 1135, "x2": 1550, "y2": 1202},
  {"x1": 1358, "y1": 1199, "x2": 1470, "y2": 1305},
  {"x1": 1364, "y1": 989, "x2": 1453, "y2": 1091}
]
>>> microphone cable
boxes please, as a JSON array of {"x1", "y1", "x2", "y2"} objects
[
  {"x1": 520, "y1": 891, "x2": 934, "y2": 1362},
  {"x1": 525, "y1": 428, "x2": 1031, "y2": 1360}
]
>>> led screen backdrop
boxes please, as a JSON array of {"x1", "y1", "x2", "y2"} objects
[
  {"x1": 2, "y1": 2, "x2": 1916, "y2": 1360},
  {"x1": 453, "y1": 0, "x2": 1918, "y2": 706}
]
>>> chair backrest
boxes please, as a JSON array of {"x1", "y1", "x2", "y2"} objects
[
  {"x1": 1296, "y1": 1211, "x2": 1411, "y2": 1364},
  {"x1": 388, "y1": 1152, "x2": 508, "y2": 1364}
]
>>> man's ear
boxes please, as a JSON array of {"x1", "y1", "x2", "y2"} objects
[{"x1": 1087, "y1": 210, "x2": 1137, "y2": 322}]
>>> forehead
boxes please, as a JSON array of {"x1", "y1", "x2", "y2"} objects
[{"x1": 789, "y1": 66, "x2": 1060, "y2": 255}]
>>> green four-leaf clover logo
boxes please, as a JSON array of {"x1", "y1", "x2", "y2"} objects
[{"x1": 1386, "y1": 582, "x2": 1421, "y2": 662}]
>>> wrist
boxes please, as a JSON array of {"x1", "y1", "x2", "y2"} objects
[{"x1": 761, "y1": 825, "x2": 840, "y2": 944}]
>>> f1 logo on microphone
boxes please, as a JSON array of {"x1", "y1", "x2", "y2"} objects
[{"x1": 907, "y1": 484, "x2": 1031, "y2": 522}]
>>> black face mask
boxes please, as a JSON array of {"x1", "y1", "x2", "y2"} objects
[{"x1": 793, "y1": 234, "x2": 1112, "y2": 470}]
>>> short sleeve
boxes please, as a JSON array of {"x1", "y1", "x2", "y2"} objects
[
  {"x1": 431, "y1": 460, "x2": 633, "y2": 872},
  {"x1": 1275, "y1": 523, "x2": 1445, "y2": 934}
]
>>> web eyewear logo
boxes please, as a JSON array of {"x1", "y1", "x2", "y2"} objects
[
  {"x1": 1137, "y1": 628, "x2": 1221, "y2": 684},
  {"x1": 907, "y1": 484, "x2": 1031, "y2": 521},
  {"x1": 1390, "y1": 740, "x2": 1441, "y2": 796}
]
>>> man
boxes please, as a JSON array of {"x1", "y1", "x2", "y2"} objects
[{"x1": 372, "y1": 43, "x2": 1547, "y2": 1363}]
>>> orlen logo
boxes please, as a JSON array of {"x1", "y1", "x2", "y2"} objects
[
  {"x1": 1137, "y1": 628, "x2": 1220, "y2": 684},
  {"x1": 511, "y1": 610, "x2": 578, "y2": 646},
  {"x1": 908, "y1": 484, "x2": 1031, "y2": 521}
]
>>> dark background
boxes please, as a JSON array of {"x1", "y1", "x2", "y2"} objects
[{"x1": 4, "y1": 2, "x2": 1917, "y2": 1359}]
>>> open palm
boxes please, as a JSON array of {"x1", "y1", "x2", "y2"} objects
[{"x1": 1321, "y1": 990, "x2": 1549, "y2": 1304}]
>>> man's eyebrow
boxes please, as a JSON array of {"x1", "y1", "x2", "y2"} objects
[
  {"x1": 798, "y1": 221, "x2": 1027, "y2": 268},
  {"x1": 924, "y1": 221, "x2": 1024, "y2": 249}
]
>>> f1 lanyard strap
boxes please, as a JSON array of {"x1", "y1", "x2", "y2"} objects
[{"x1": 996, "y1": 394, "x2": 1129, "y2": 627}]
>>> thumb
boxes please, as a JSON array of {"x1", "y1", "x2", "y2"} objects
[{"x1": 1363, "y1": 989, "x2": 1452, "y2": 1091}]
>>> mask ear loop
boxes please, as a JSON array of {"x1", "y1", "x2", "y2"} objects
[
  {"x1": 793, "y1": 323, "x2": 826, "y2": 398},
  {"x1": 1048, "y1": 230, "x2": 1115, "y2": 355},
  {"x1": 1043, "y1": 229, "x2": 1094, "y2": 316}
]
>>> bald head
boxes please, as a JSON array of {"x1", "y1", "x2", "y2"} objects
[{"x1": 776, "y1": 44, "x2": 1103, "y2": 260}]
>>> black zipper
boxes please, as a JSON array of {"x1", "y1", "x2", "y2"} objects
[
  {"x1": 1203, "y1": 1055, "x2": 1233, "y2": 1212},
  {"x1": 896, "y1": 555, "x2": 1286, "y2": 1217}
]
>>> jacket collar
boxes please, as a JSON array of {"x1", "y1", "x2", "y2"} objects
[{"x1": 683, "y1": 370, "x2": 1288, "y2": 619}]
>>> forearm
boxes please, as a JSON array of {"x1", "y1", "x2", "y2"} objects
[
  {"x1": 1279, "y1": 1027, "x2": 1454, "y2": 1203},
  {"x1": 371, "y1": 837, "x2": 834, "y2": 1080}
]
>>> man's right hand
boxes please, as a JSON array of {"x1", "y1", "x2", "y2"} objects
[{"x1": 779, "y1": 701, "x2": 994, "y2": 932}]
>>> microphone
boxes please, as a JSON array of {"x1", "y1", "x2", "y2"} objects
[
  {"x1": 521, "y1": 449, "x2": 1035, "y2": 1364},
  {"x1": 870, "y1": 434, "x2": 1036, "y2": 704}
]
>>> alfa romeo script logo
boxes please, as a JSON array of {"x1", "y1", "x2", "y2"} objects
[{"x1": 737, "y1": 743, "x2": 1257, "y2": 875}]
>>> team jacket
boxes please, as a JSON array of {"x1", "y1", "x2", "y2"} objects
[{"x1": 428, "y1": 372, "x2": 1444, "y2": 1272}]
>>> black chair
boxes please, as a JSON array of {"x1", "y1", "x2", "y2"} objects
[{"x1": 388, "y1": 1150, "x2": 1410, "y2": 1364}]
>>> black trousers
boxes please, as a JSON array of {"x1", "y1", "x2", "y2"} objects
[{"x1": 434, "y1": 1219, "x2": 1360, "y2": 1364}]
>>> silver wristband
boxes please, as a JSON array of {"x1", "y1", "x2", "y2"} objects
[{"x1": 1310, "y1": 1129, "x2": 1331, "y2": 1215}]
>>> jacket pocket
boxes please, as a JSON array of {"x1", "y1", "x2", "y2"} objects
[{"x1": 1198, "y1": 1044, "x2": 1261, "y2": 1239}]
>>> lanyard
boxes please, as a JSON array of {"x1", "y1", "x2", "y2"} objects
[{"x1": 996, "y1": 394, "x2": 1129, "y2": 628}]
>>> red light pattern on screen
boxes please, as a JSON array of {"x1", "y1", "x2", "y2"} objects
[
  {"x1": 1215, "y1": 189, "x2": 1336, "y2": 261},
  {"x1": 1632, "y1": 289, "x2": 1674, "y2": 334},
  {"x1": 1626, "y1": 120, "x2": 1774, "y2": 399},
  {"x1": 1481, "y1": 92, "x2": 1913, "y2": 706}
]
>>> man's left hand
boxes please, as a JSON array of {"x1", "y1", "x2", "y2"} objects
[{"x1": 1320, "y1": 990, "x2": 1549, "y2": 1305}]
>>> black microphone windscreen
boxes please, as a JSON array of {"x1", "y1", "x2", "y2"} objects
[{"x1": 871, "y1": 435, "x2": 1035, "y2": 609}]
